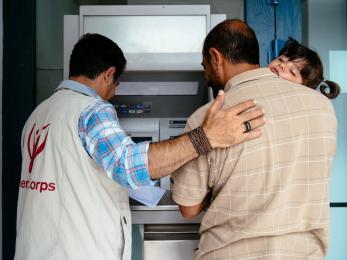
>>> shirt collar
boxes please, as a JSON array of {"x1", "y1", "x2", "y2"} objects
[
  {"x1": 224, "y1": 68, "x2": 277, "y2": 92},
  {"x1": 55, "y1": 79, "x2": 100, "y2": 99}
]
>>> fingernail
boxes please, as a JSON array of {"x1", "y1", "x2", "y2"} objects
[
  {"x1": 218, "y1": 90, "x2": 224, "y2": 95},
  {"x1": 253, "y1": 99, "x2": 257, "y2": 104},
  {"x1": 262, "y1": 108, "x2": 265, "y2": 113}
]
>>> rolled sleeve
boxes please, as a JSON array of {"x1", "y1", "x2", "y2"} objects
[{"x1": 78, "y1": 100, "x2": 151, "y2": 189}]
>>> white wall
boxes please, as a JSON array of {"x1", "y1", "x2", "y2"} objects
[{"x1": 303, "y1": 0, "x2": 347, "y2": 77}]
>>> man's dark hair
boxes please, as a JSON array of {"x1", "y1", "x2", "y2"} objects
[
  {"x1": 69, "y1": 33, "x2": 126, "y2": 81},
  {"x1": 203, "y1": 19, "x2": 259, "y2": 65}
]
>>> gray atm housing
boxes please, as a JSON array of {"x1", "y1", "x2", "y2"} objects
[{"x1": 63, "y1": 6, "x2": 226, "y2": 259}]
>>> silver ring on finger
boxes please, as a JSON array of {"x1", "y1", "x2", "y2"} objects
[{"x1": 243, "y1": 121, "x2": 252, "y2": 133}]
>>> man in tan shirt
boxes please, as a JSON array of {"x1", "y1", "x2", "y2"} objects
[{"x1": 172, "y1": 19, "x2": 337, "y2": 259}]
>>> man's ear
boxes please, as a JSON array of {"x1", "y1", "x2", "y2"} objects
[
  {"x1": 209, "y1": 48, "x2": 223, "y2": 69},
  {"x1": 104, "y1": 66, "x2": 116, "y2": 84}
]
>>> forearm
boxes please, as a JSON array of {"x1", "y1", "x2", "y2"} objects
[
  {"x1": 148, "y1": 134, "x2": 198, "y2": 179},
  {"x1": 79, "y1": 101, "x2": 152, "y2": 189}
]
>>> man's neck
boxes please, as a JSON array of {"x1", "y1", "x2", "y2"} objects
[
  {"x1": 69, "y1": 76, "x2": 95, "y2": 89},
  {"x1": 224, "y1": 63, "x2": 260, "y2": 85},
  {"x1": 69, "y1": 76, "x2": 105, "y2": 98}
]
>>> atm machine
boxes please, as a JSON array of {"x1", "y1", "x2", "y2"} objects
[{"x1": 64, "y1": 6, "x2": 225, "y2": 259}]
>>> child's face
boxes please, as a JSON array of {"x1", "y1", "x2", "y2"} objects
[{"x1": 268, "y1": 55, "x2": 304, "y2": 85}]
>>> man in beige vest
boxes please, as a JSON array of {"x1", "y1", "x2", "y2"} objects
[
  {"x1": 172, "y1": 19, "x2": 337, "y2": 259},
  {"x1": 16, "y1": 33, "x2": 265, "y2": 259}
]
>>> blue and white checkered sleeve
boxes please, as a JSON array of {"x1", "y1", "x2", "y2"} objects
[{"x1": 78, "y1": 100, "x2": 151, "y2": 189}]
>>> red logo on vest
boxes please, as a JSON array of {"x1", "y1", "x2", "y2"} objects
[{"x1": 27, "y1": 123, "x2": 50, "y2": 173}]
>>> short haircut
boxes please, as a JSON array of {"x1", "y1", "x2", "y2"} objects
[
  {"x1": 69, "y1": 33, "x2": 126, "y2": 81},
  {"x1": 203, "y1": 19, "x2": 259, "y2": 65}
]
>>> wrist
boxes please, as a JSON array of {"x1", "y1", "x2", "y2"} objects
[
  {"x1": 188, "y1": 126, "x2": 213, "y2": 155},
  {"x1": 201, "y1": 126, "x2": 215, "y2": 149}
]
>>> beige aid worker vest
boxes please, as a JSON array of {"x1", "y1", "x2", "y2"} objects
[{"x1": 15, "y1": 89, "x2": 132, "y2": 260}]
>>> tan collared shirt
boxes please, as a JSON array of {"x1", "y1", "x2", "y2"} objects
[{"x1": 172, "y1": 68, "x2": 337, "y2": 259}]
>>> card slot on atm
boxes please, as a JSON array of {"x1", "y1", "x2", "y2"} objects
[{"x1": 169, "y1": 120, "x2": 187, "y2": 129}]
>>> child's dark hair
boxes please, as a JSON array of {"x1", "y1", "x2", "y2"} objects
[{"x1": 279, "y1": 38, "x2": 340, "y2": 99}]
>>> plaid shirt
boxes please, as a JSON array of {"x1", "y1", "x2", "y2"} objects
[
  {"x1": 172, "y1": 68, "x2": 337, "y2": 259},
  {"x1": 57, "y1": 80, "x2": 151, "y2": 189}
]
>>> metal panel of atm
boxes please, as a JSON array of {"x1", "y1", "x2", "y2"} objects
[
  {"x1": 62, "y1": 6, "x2": 227, "y2": 259},
  {"x1": 114, "y1": 73, "x2": 206, "y2": 260}
]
